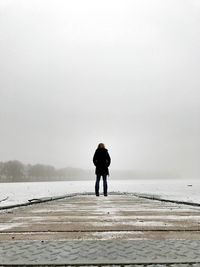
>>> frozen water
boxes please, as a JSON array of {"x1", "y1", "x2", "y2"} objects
[{"x1": 0, "y1": 179, "x2": 200, "y2": 208}]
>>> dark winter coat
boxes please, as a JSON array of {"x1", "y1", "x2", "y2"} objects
[{"x1": 93, "y1": 148, "x2": 111, "y2": 176}]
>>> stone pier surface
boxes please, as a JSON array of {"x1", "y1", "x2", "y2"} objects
[{"x1": 0, "y1": 194, "x2": 200, "y2": 266}]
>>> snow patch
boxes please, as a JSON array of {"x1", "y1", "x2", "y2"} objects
[{"x1": 1, "y1": 179, "x2": 200, "y2": 208}]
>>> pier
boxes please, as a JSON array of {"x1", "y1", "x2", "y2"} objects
[{"x1": 0, "y1": 193, "x2": 200, "y2": 266}]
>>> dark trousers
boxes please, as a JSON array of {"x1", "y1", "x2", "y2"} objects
[{"x1": 95, "y1": 174, "x2": 108, "y2": 195}]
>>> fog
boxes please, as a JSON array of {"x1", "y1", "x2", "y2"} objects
[{"x1": 0, "y1": 0, "x2": 200, "y2": 178}]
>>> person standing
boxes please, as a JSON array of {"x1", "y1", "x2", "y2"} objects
[{"x1": 93, "y1": 143, "x2": 111, "y2": 196}]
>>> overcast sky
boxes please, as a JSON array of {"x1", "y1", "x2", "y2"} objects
[{"x1": 0, "y1": 0, "x2": 200, "y2": 177}]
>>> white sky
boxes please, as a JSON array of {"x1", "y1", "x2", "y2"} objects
[{"x1": 0, "y1": 0, "x2": 200, "y2": 177}]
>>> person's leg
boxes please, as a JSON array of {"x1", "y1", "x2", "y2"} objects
[
  {"x1": 95, "y1": 175, "x2": 101, "y2": 196},
  {"x1": 103, "y1": 175, "x2": 108, "y2": 196}
]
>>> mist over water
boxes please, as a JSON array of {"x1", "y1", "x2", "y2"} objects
[{"x1": 0, "y1": 0, "x2": 200, "y2": 179}]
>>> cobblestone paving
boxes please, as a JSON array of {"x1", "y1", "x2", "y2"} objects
[{"x1": 0, "y1": 240, "x2": 200, "y2": 265}]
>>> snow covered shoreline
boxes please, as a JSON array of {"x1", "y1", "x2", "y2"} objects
[{"x1": 0, "y1": 179, "x2": 199, "y2": 208}]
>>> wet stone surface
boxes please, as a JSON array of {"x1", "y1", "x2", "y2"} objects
[
  {"x1": 1, "y1": 194, "x2": 200, "y2": 240},
  {"x1": 0, "y1": 194, "x2": 200, "y2": 265}
]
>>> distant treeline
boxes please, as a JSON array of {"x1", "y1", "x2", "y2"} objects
[
  {"x1": 0, "y1": 160, "x2": 180, "y2": 182},
  {"x1": 0, "y1": 160, "x2": 93, "y2": 182}
]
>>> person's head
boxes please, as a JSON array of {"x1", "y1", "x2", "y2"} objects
[{"x1": 98, "y1": 143, "x2": 105, "y2": 149}]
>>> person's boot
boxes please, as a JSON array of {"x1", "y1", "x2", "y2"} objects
[
  {"x1": 104, "y1": 193, "x2": 108, "y2": 197},
  {"x1": 96, "y1": 193, "x2": 99, "y2": 197}
]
